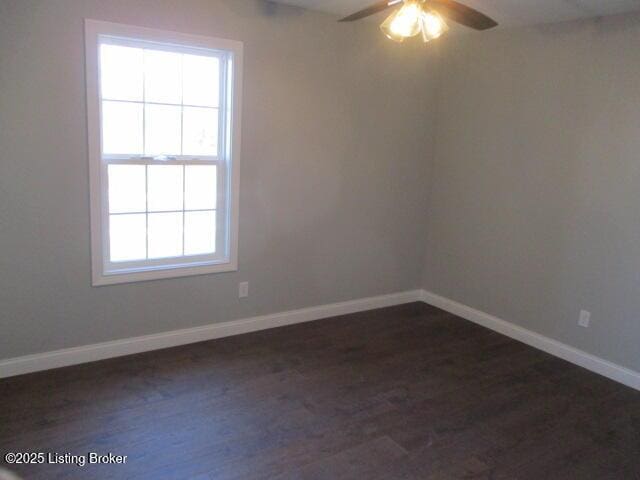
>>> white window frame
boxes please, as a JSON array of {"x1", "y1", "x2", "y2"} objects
[{"x1": 85, "y1": 20, "x2": 242, "y2": 286}]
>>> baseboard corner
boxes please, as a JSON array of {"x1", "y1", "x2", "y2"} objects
[{"x1": 418, "y1": 289, "x2": 640, "y2": 392}]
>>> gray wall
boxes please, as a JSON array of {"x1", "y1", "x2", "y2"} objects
[
  {"x1": 424, "y1": 13, "x2": 640, "y2": 372},
  {"x1": 5, "y1": 0, "x2": 638, "y2": 375},
  {"x1": 0, "y1": 0, "x2": 437, "y2": 359}
]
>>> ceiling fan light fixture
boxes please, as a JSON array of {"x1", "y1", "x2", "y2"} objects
[
  {"x1": 380, "y1": 1, "x2": 422, "y2": 42},
  {"x1": 340, "y1": 0, "x2": 497, "y2": 36}
]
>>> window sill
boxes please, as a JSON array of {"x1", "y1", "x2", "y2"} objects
[{"x1": 92, "y1": 260, "x2": 237, "y2": 286}]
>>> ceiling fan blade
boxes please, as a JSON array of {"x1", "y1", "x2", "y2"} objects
[
  {"x1": 338, "y1": 0, "x2": 402, "y2": 22},
  {"x1": 429, "y1": 0, "x2": 498, "y2": 30}
]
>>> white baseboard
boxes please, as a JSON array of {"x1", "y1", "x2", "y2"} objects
[
  {"x1": 0, "y1": 290, "x2": 423, "y2": 379},
  {"x1": 4, "y1": 288, "x2": 638, "y2": 392},
  {"x1": 420, "y1": 289, "x2": 640, "y2": 392}
]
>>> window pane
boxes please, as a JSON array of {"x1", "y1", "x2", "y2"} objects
[
  {"x1": 147, "y1": 165, "x2": 183, "y2": 212},
  {"x1": 110, "y1": 214, "x2": 146, "y2": 262},
  {"x1": 183, "y1": 54, "x2": 220, "y2": 107},
  {"x1": 183, "y1": 107, "x2": 218, "y2": 156},
  {"x1": 100, "y1": 44, "x2": 143, "y2": 101},
  {"x1": 102, "y1": 101, "x2": 143, "y2": 155},
  {"x1": 144, "y1": 49, "x2": 182, "y2": 104},
  {"x1": 145, "y1": 104, "x2": 181, "y2": 156},
  {"x1": 148, "y1": 212, "x2": 183, "y2": 259},
  {"x1": 108, "y1": 165, "x2": 146, "y2": 214},
  {"x1": 185, "y1": 165, "x2": 217, "y2": 210},
  {"x1": 185, "y1": 211, "x2": 216, "y2": 256}
]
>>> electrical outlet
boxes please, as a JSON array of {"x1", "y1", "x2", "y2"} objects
[
  {"x1": 578, "y1": 310, "x2": 591, "y2": 328},
  {"x1": 239, "y1": 281, "x2": 249, "y2": 299}
]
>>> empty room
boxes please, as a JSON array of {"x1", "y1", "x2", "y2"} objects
[{"x1": 1, "y1": 0, "x2": 640, "y2": 478}]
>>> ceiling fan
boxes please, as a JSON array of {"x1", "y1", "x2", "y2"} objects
[{"x1": 339, "y1": 0, "x2": 498, "y2": 43}]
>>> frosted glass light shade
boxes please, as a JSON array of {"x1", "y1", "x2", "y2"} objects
[
  {"x1": 380, "y1": 2, "x2": 422, "y2": 42},
  {"x1": 420, "y1": 10, "x2": 449, "y2": 42},
  {"x1": 380, "y1": 2, "x2": 449, "y2": 43}
]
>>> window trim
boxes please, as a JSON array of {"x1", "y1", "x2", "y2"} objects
[{"x1": 85, "y1": 19, "x2": 242, "y2": 286}]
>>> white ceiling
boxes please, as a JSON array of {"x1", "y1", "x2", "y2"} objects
[{"x1": 271, "y1": 0, "x2": 640, "y2": 28}]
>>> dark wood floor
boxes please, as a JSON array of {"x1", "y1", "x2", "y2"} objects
[{"x1": 1, "y1": 303, "x2": 639, "y2": 480}]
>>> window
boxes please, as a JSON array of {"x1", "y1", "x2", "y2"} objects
[{"x1": 85, "y1": 20, "x2": 242, "y2": 285}]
